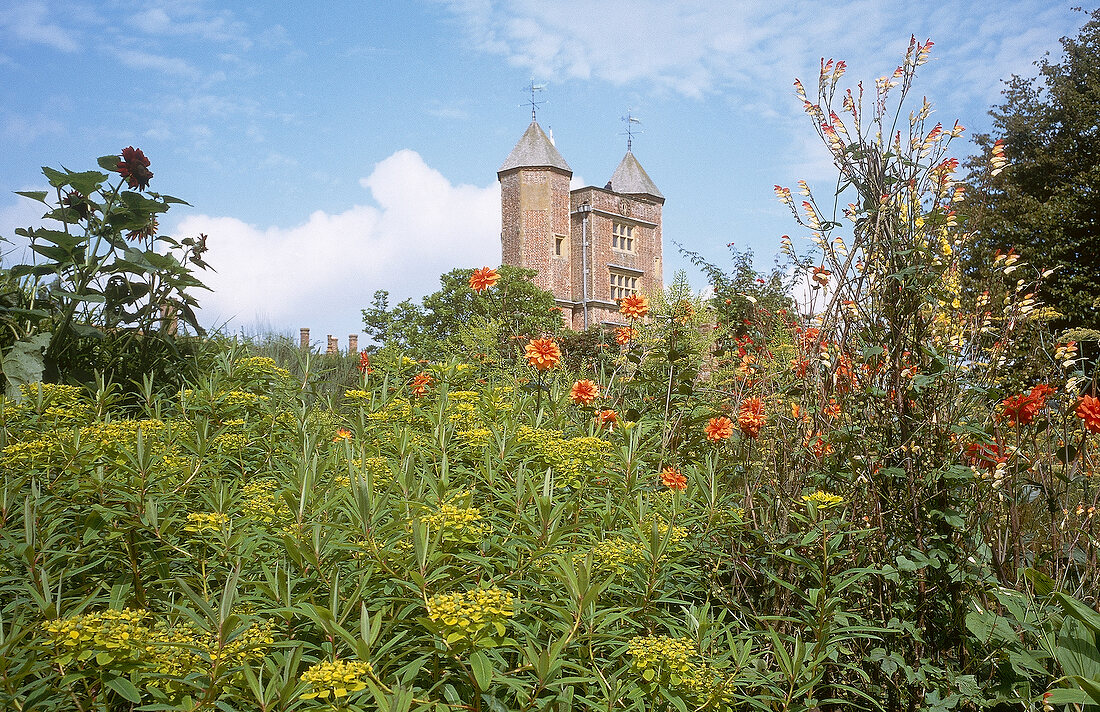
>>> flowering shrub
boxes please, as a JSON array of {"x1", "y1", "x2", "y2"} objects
[
  {"x1": 299, "y1": 659, "x2": 374, "y2": 701},
  {"x1": 6, "y1": 39, "x2": 1100, "y2": 712},
  {"x1": 425, "y1": 587, "x2": 515, "y2": 648}
]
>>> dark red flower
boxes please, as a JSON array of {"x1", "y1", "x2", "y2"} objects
[
  {"x1": 117, "y1": 146, "x2": 153, "y2": 190},
  {"x1": 62, "y1": 190, "x2": 91, "y2": 220}
]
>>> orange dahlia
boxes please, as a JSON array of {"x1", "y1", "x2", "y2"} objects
[
  {"x1": 411, "y1": 371, "x2": 433, "y2": 397},
  {"x1": 570, "y1": 379, "x2": 599, "y2": 405},
  {"x1": 614, "y1": 326, "x2": 637, "y2": 345},
  {"x1": 737, "y1": 398, "x2": 766, "y2": 438},
  {"x1": 595, "y1": 409, "x2": 618, "y2": 429},
  {"x1": 469, "y1": 267, "x2": 500, "y2": 292},
  {"x1": 660, "y1": 466, "x2": 687, "y2": 490},
  {"x1": 704, "y1": 416, "x2": 734, "y2": 442},
  {"x1": 618, "y1": 294, "x2": 649, "y2": 320},
  {"x1": 333, "y1": 428, "x2": 353, "y2": 442},
  {"x1": 1001, "y1": 384, "x2": 1055, "y2": 426},
  {"x1": 525, "y1": 338, "x2": 561, "y2": 371},
  {"x1": 1077, "y1": 395, "x2": 1100, "y2": 434}
]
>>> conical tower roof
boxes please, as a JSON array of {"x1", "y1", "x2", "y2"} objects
[
  {"x1": 608, "y1": 151, "x2": 662, "y2": 200},
  {"x1": 498, "y1": 121, "x2": 571, "y2": 175}
]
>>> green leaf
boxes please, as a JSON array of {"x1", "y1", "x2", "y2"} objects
[
  {"x1": 30, "y1": 244, "x2": 73, "y2": 263},
  {"x1": 469, "y1": 650, "x2": 493, "y2": 690},
  {"x1": 1056, "y1": 617, "x2": 1100, "y2": 680},
  {"x1": 50, "y1": 287, "x2": 106, "y2": 304},
  {"x1": 14, "y1": 190, "x2": 48, "y2": 203},
  {"x1": 8, "y1": 263, "x2": 55, "y2": 279},
  {"x1": 2, "y1": 333, "x2": 51, "y2": 399},
  {"x1": 119, "y1": 190, "x2": 168, "y2": 214},
  {"x1": 66, "y1": 170, "x2": 107, "y2": 195},
  {"x1": 98, "y1": 155, "x2": 121, "y2": 172},
  {"x1": 1024, "y1": 567, "x2": 1056, "y2": 597},
  {"x1": 41, "y1": 166, "x2": 68, "y2": 188},
  {"x1": 1045, "y1": 687, "x2": 1090, "y2": 705},
  {"x1": 1070, "y1": 676, "x2": 1100, "y2": 704},
  {"x1": 105, "y1": 675, "x2": 142, "y2": 703}
]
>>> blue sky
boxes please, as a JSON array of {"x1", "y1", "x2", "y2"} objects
[{"x1": 0, "y1": 1, "x2": 1087, "y2": 343}]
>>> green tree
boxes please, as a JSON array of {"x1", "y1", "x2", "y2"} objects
[
  {"x1": 964, "y1": 8, "x2": 1100, "y2": 336},
  {"x1": 362, "y1": 265, "x2": 562, "y2": 362}
]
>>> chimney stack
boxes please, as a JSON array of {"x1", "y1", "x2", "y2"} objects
[
  {"x1": 327, "y1": 335, "x2": 338, "y2": 354},
  {"x1": 299, "y1": 328, "x2": 310, "y2": 349},
  {"x1": 348, "y1": 334, "x2": 358, "y2": 354}
]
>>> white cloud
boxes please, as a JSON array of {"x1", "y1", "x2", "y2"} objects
[
  {"x1": 128, "y1": 3, "x2": 251, "y2": 48},
  {"x1": 3, "y1": 113, "x2": 64, "y2": 144},
  {"x1": 437, "y1": 0, "x2": 1079, "y2": 112},
  {"x1": 111, "y1": 48, "x2": 201, "y2": 79},
  {"x1": 0, "y1": 1, "x2": 79, "y2": 53},
  {"x1": 178, "y1": 150, "x2": 501, "y2": 338}
]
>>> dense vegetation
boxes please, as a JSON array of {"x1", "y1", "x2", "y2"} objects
[
  {"x1": 1, "y1": 35, "x2": 1100, "y2": 712},
  {"x1": 963, "y1": 7, "x2": 1100, "y2": 337}
]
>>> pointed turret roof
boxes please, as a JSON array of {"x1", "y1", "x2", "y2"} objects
[
  {"x1": 498, "y1": 121, "x2": 571, "y2": 175},
  {"x1": 608, "y1": 151, "x2": 662, "y2": 200}
]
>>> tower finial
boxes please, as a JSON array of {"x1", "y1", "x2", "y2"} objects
[
  {"x1": 522, "y1": 80, "x2": 547, "y2": 121},
  {"x1": 621, "y1": 112, "x2": 642, "y2": 151}
]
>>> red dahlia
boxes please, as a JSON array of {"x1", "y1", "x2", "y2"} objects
[{"x1": 117, "y1": 146, "x2": 153, "y2": 190}]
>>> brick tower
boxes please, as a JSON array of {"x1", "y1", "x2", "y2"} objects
[{"x1": 499, "y1": 121, "x2": 664, "y2": 329}]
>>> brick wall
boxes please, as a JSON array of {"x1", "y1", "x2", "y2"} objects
[{"x1": 500, "y1": 155, "x2": 663, "y2": 332}]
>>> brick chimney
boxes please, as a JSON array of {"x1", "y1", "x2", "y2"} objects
[{"x1": 299, "y1": 328, "x2": 310, "y2": 349}]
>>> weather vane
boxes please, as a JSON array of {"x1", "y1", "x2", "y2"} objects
[
  {"x1": 522, "y1": 80, "x2": 547, "y2": 120},
  {"x1": 621, "y1": 112, "x2": 642, "y2": 151}
]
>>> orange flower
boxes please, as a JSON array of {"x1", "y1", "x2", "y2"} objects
[
  {"x1": 1001, "y1": 384, "x2": 1054, "y2": 426},
  {"x1": 525, "y1": 338, "x2": 561, "y2": 371},
  {"x1": 333, "y1": 428, "x2": 353, "y2": 442},
  {"x1": 1077, "y1": 395, "x2": 1100, "y2": 434},
  {"x1": 804, "y1": 433, "x2": 835, "y2": 458},
  {"x1": 411, "y1": 371, "x2": 433, "y2": 397},
  {"x1": 619, "y1": 294, "x2": 649, "y2": 320},
  {"x1": 356, "y1": 351, "x2": 372, "y2": 373},
  {"x1": 965, "y1": 441, "x2": 1005, "y2": 469},
  {"x1": 614, "y1": 326, "x2": 637, "y2": 345},
  {"x1": 570, "y1": 379, "x2": 599, "y2": 405},
  {"x1": 737, "y1": 398, "x2": 767, "y2": 438},
  {"x1": 704, "y1": 416, "x2": 734, "y2": 442},
  {"x1": 469, "y1": 267, "x2": 500, "y2": 292},
  {"x1": 595, "y1": 409, "x2": 618, "y2": 429},
  {"x1": 660, "y1": 466, "x2": 687, "y2": 490}
]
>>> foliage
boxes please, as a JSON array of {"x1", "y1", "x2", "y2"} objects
[
  {"x1": 679, "y1": 243, "x2": 796, "y2": 341},
  {"x1": 7, "y1": 37, "x2": 1100, "y2": 712},
  {"x1": 962, "y1": 8, "x2": 1100, "y2": 340},
  {"x1": 362, "y1": 265, "x2": 562, "y2": 363},
  {"x1": 0, "y1": 148, "x2": 210, "y2": 400}
]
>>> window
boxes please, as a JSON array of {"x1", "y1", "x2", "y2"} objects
[
  {"x1": 554, "y1": 235, "x2": 565, "y2": 257},
  {"x1": 610, "y1": 271, "x2": 638, "y2": 301},
  {"x1": 612, "y1": 222, "x2": 634, "y2": 252}
]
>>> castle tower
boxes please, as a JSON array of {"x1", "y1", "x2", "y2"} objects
[
  {"x1": 499, "y1": 123, "x2": 664, "y2": 330},
  {"x1": 497, "y1": 121, "x2": 573, "y2": 301}
]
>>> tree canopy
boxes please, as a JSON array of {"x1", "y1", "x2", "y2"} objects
[
  {"x1": 362, "y1": 265, "x2": 562, "y2": 361},
  {"x1": 964, "y1": 8, "x2": 1100, "y2": 334}
]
